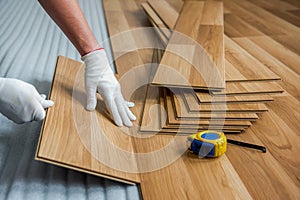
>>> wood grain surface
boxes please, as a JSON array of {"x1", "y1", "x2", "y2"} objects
[
  {"x1": 36, "y1": 57, "x2": 140, "y2": 184},
  {"x1": 196, "y1": 91, "x2": 274, "y2": 104},
  {"x1": 182, "y1": 90, "x2": 269, "y2": 113},
  {"x1": 151, "y1": 1, "x2": 226, "y2": 89}
]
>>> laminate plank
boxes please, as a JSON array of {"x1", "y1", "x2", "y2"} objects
[
  {"x1": 141, "y1": 3, "x2": 171, "y2": 36},
  {"x1": 196, "y1": 92, "x2": 273, "y2": 104},
  {"x1": 223, "y1": 0, "x2": 300, "y2": 35},
  {"x1": 245, "y1": 0, "x2": 298, "y2": 11},
  {"x1": 182, "y1": 90, "x2": 269, "y2": 114},
  {"x1": 144, "y1": 2, "x2": 282, "y2": 83},
  {"x1": 147, "y1": 0, "x2": 180, "y2": 29},
  {"x1": 232, "y1": 37, "x2": 300, "y2": 100},
  {"x1": 265, "y1": 9, "x2": 300, "y2": 27},
  {"x1": 249, "y1": 109, "x2": 300, "y2": 189},
  {"x1": 139, "y1": 86, "x2": 245, "y2": 134},
  {"x1": 226, "y1": 125, "x2": 300, "y2": 199},
  {"x1": 247, "y1": 36, "x2": 300, "y2": 75},
  {"x1": 225, "y1": 35, "x2": 281, "y2": 81},
  {"x1": 141, "y1": 3, "x2": 171, "y2": 45},
  {"x1": 212, "y1": 81, "x2": 284, "y2": 96},
  {"x1": 135, "y1": 136, "x2": 251, "y2": 199},
  {"x1": 103, "y1": 2, "x2": 158, "y2": 78},
  {"x1": 271, "y1": 34, "x2": 300, "y2": 55},
  {"x1": 224, "y1": 13, "x2": 264, "y2": 38},
  {"x1": 284, "y1": 0, "x2": 300, "y2": 8},
  {"x1": 171, "y1": 89, "x2": 259, "y2": 120},
  {"x1": 165, "y1": 0, "x2": 183, "y2": 13},
  {"x1": 36, "y1": 56, "x2": 140, "y2": 184},
  {"x1": 165, "y1": 90, "x2": 252, "y2": 128},
  {"x1": 139, "y1": 86, "x2": 162, "y2": 133},
  {"x1": 267, "y1": 95, "x2": 300, "y2": 137},
  {"x1": 151, "y1": 1, "x2": 225, "y2": 89},
  {"x1": 288, "y1": 9, "x2": 300, "y2": 18}
]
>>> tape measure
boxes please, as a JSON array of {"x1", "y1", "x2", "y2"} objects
[
  {"x1": 187, "y1": 130, "x2": 267, "y2": 158},
  {"x1": 187, "y1": 130, "x2": 227, "y2": 157}
]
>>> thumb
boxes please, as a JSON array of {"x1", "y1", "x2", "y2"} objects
[{"x1": 86, "y1": 87, "x2": 97, "y2": 111}]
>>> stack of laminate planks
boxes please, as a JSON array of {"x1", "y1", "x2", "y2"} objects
[{"x1": 139, "y1": 0, "x2": 284, "y2": 134}]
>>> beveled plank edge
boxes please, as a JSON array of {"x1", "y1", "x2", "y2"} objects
[
  {"x1": 35, "y1": 56, "x2": 62, "y2": 163},
  {"x1": 35, "y1": 156, "x2": 138, "y2": 185}
]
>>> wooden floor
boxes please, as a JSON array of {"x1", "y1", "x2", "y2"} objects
[
  {"x1": 107, "y1": 0, "x2": 300, "y2": 199},
  {"x1": 37, "y1": 0, "x2": 300, "y2": 199}
]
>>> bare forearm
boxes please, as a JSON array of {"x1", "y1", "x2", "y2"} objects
[{"x1": 38, "y1": 0, "x2": 100, "y2": 56}]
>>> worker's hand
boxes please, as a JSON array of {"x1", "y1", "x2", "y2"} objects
[
  {"x1": 82, "y1": 49, "x2": 136, "y2": 127},
  {"x1": 0, "y1": 78, "x2": 54, "y2": 124}
]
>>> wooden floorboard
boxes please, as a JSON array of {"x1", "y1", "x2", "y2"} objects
[
  {"x1": 196, "y1": 91, "x2": 274, "y2": 104},
  {"x1": 151, "y1": 1, "x2": 226, "y2": 89},
  {"x1": 182, "y1": 90, "x2": 269, "y2": 113}
]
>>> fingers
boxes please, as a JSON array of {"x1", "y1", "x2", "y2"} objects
[
  {"x1": 105, "y1": 96, "x2": 136, "y2": 127},
  {"x1": 116, "y1": 98, "x2": 133, "y2": 127},
  {"x1": 126, "y1": 101, "x2": 135, "y2": 108},
  {"x1": 38, "y1": 94, "x2": 54, "y2": 108},
  {"x1": 33, "y1": 94, "x2": 54, "y2": 121},
  {"x1": 105, "y1": 97, "x2": 123, "y2": 127},
  {"x1": 125, "y1": 106, "x2": 136, "y2": 121},
  {"x1": 86, "y1": 87, "x2": 97, "y2": 111}
]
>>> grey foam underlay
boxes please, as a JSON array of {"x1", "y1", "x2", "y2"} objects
[{"x1": 0, "y1": 0, "x2": 140, "y2": 199}]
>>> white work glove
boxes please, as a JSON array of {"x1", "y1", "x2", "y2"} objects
[
  {"x1": 0, "y1": 78, "x2": 54, "y2": 124},
  {"x1": 82, "y1": 49, "x2": 136, "y2": 127}
]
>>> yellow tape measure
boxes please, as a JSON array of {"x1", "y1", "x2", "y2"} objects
[
  {"x1": 187, "y1": 130, "x2": 227, "y2": 157},
  {"x1": 187, "y1": 130, "x2": 266, "y2": 158}
]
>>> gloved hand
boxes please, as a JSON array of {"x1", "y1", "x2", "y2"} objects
[
  {"x1": 0, "y1": 78, "x2": 54, "y2": 124},
  {"x1": 82, "y1": 49, "x2": 136, "y2": 127}
]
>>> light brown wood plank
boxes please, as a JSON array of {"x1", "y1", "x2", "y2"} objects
[
  {"x1": 267, "y1": 95, "x2": 300, "y2": 137},
  {"x1": 139, "y1": 87, "x2": 245, "y2": 134},
  {"x1": 245, "y1": 0, "x2": 298, "y2": 12},
  {"x1": 288, "y1": 9, "x2": 300, "y2": 18},
  {"x1": 165, "y1": 0, "x2": 183, "y2": 13},
  {"x1": 196, "y1": 92, "x2": 273, "y2": 104},
  {"x1": 212, "y1": 81, "x2": 284, "y2": 96},
  {"x1": 284, "y1": 0, "x2": 300, "y2": 8},
  {"x1": 134, "y1": 136, "x2": 251, "y2": 199},
  {"x1": 165, "y1": 90, "x2": 251, "y2": 128},
  {"x1": 139, "y1": 86, "x2": 162, "y2": 133},
  {"x1": 151, "y1": 1, "x2": 225, "y2": 89},
  {"x1": 147, "y1": 0, "x2": 180, "y2": 29},
  {"x1": 144, "y1": 1, "x2": 282, "y2": 83},
  {"x1": 271, "y1": 34, "x2": 300, "y2": 56},
  {"x1": 225, "y1": 35, "x2": 281, "y2": 81},
  {"x1": 171, "y1": 88, "x2": 259, "y2": 120},
  {"x1": 226, "y1": 124, "x2": 300, "y2": 199},
  {"x1": 223, "y1": 0, "x2": 300, "y2": 35},
  {"x1": 36, "y1": 56, "x2": 140, "y2": 184},
  {"x1": 247, "y1": 35, "x2": 300, "y2": 75},
  {"x1": 141, "y1": 3, "x2": 172, "y2": 37},
  {"x1": 265, "y1": 9, "x2": 300, "y2": 27},
  {"x1": 180, "y1": 89, "x2": 269, "y2": 113},
  {"x1": 224, "y1": 13, "x2": 264, "y2": 38},
  {"x1": 232, "y1": 37, "x2": 300, "y2": 100}
]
